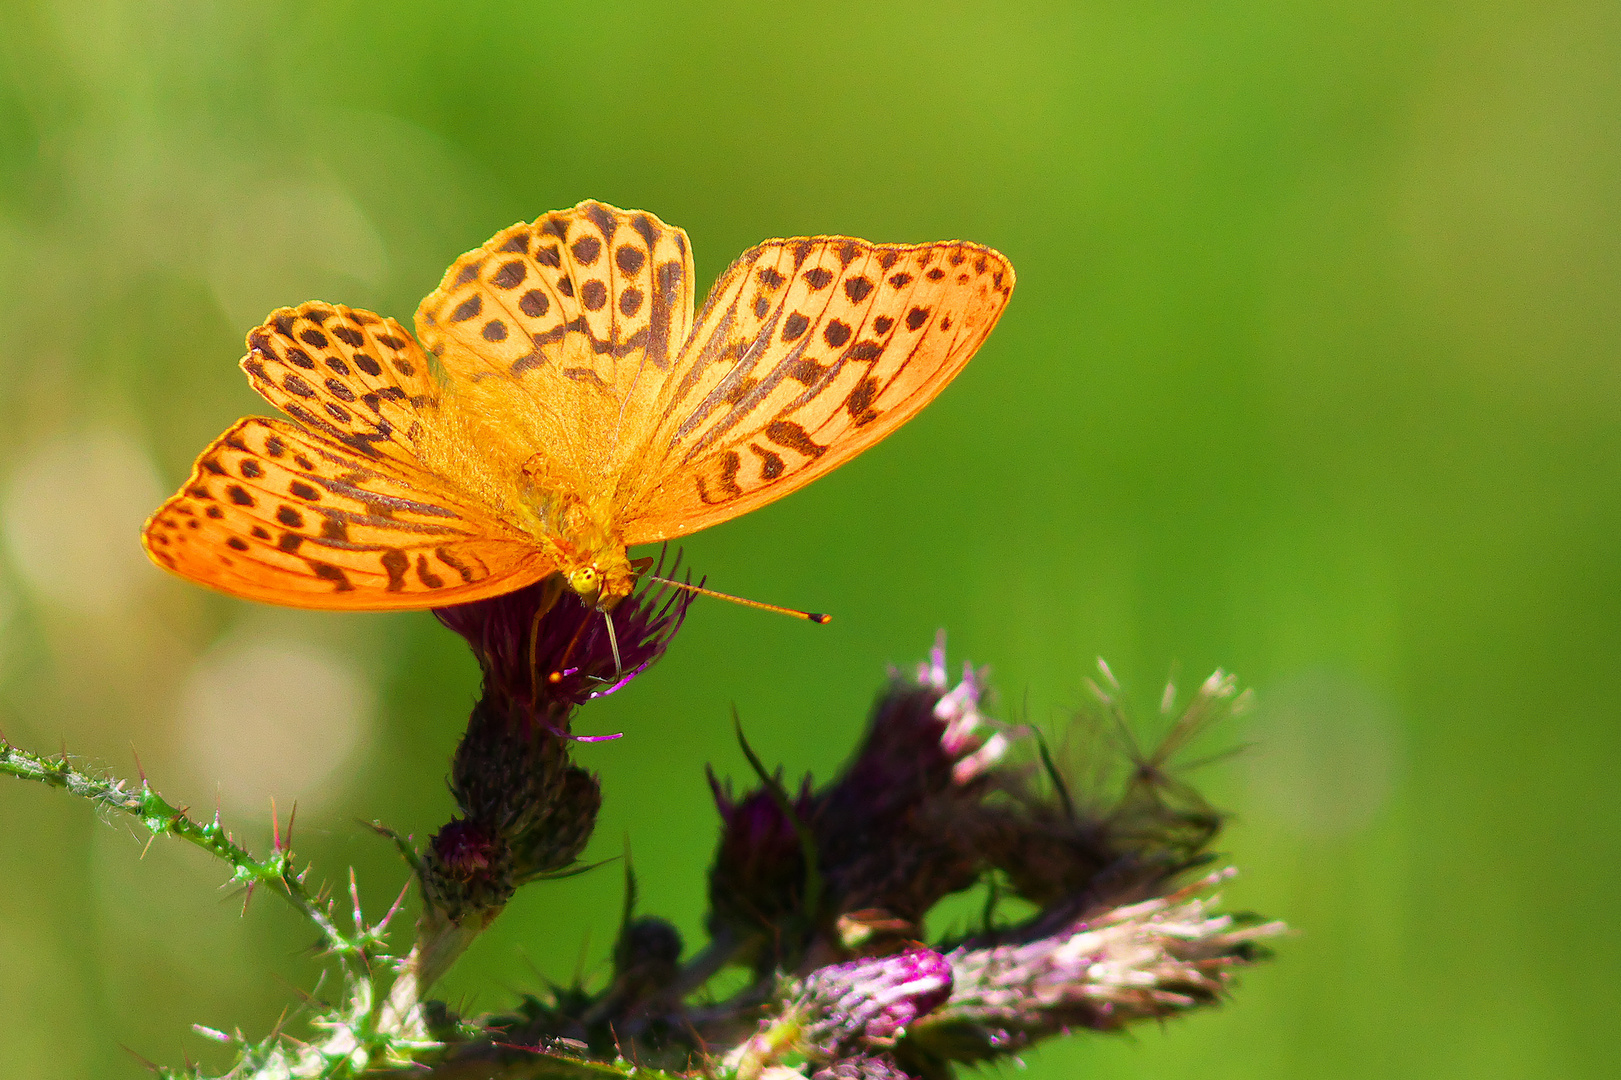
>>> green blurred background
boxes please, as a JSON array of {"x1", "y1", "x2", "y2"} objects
[{"x1": 2, "y1": 1, "x2": 1617, "y2": 1075}]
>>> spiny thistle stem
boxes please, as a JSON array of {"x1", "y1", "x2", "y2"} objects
[{"x1": 0, "y1": 740, "x2": 391, "y2": 961}]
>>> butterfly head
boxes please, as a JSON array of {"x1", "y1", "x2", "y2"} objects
[{"x1": 564, "y1": 550, "x2": 637, "y2": 612}]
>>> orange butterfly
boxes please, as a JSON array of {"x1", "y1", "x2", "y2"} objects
[{"x1": 143, "y1": 201, "x2": 1014, "y2": 616}]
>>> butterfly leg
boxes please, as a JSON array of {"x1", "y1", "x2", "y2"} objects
[
  {"x1": 547, "y1": 606, "x2": 595, "y2": 686},
  {"x1": 526, "y1": 573, "x2": 567, "y2": 702}
]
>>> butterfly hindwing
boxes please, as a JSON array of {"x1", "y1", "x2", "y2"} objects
[
  {"x1": 242, "y1": 302, "x2": 439, "y2": 469},
  {"x1": 142, "y1": 418, "x2": 550, "y2": 610},
  {"x1": 619, "y1": 237, "x2": 1014, "y2": 543}
]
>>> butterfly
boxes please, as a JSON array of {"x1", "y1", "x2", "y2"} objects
[{"x1": 142, "y1": 201, "x2": 1015, "y2": 617}]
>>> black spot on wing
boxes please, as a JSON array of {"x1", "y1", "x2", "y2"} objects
[
  {"x1": 493, "y1": 261, "x2": 527, "y2": 289},
  {"x1": 416, "y1": 554, "x2": 445, "y2": 589},
  {"x1": 381, "y1": 548, "x2": 409, "y2": 591},
  {"x1": 616, "y1": 244, "x2": 645, "y2": 275},
  {"x1": 632, "y1": 214, "x2": 659, "y2": 250},
  {"x1": 765, "y1": 420, "x2": 827, "y2": 459},
  {"x1": 750, "y1": 443, "x2": 786, "y2": 480},
  {"x1": 571, "y1": 236, "x2": 602, "y2": 265},
  {"x1": 583, "y1": 203, "x2": 618, "y2": 240},
  {"x1": 845, "y1": 376, "x2": 880, "y2": 426}
]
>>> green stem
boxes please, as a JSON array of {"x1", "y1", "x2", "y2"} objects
[{"x1": 0, "y1": 739, "x2": 380, "y2": 960}]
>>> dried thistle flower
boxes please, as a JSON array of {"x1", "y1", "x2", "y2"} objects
[
  {"x1": 796, "y1": 948, "x2": 955, "y2": 1052},
  {"x1": 979, "y1": 662, "x2": 1246, "y2": 922},
  {"x1": 909, "y1": 869, "x2": 1285, "y2": 1065}
]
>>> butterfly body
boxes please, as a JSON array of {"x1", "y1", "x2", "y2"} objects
[{"x1": 143, "y1": 202, "x2": 1014, "y2": 612}]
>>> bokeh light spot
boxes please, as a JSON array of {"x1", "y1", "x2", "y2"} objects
[
  {"x1": 1241, "y1": 670, "x2": 1403, "y2": 837},
  {"x1": 178, "y1": 636, "x2": 374, "y2": 815},
  {"x1": 0, "y1": 429, "x2": 164, "y2": 616}
]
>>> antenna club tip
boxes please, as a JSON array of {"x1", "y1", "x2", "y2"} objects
[{"x1": 809, "y1": 613, "x2": 833, "y2": 624}]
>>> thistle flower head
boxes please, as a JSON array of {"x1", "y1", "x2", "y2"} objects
[
  {"x1": 417, "y1": 564, "x2": 692, "y2": 937},
  {"x1": 725, "y1": 948, "x2": 953, "y2": 1080},
  {"x1": 814, "y1": 635, "x2": 1021, "y2": 921},
  {"x1": 435, "y1": 555, "x2": 694, "y2": 718},
  {"x1": 854, "y1": 633, "x2": 1014, "y2": 803}
]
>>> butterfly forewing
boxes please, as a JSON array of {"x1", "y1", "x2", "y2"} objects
[
  {"x1": 619, "y1": 237, "x2": 1014, "y2": 543},
  {"x1": 415, "y1": 201, "x2": 696, "y2": 482},
  {"x1": 142, "y1": 418, "x2": 550, "y2": 609}
]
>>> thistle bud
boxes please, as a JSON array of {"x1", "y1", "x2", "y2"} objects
[
  {"x1": 706, "y1": 770, "x2": 819, "y2": 948},
  {"x1": 612, "y1": 916, "x2": 685, "y2": 1001},
  {"x1": 422, "y1": 817, "x2": 512, "y2": 924}
]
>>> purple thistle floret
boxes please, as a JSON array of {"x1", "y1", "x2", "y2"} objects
[{"x1": 809, "y1": 1056, "x2": 914, "y2": 1080}]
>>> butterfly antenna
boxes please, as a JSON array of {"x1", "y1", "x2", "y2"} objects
[
  {"x1": 643, "y1": 575, "x2": 831, "y2": 624},
  {"x1": 603, "y1": 612, "x2": 623, "y2": 676}
]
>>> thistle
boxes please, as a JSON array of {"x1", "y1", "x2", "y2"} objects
[
  {"x1": 411, "y1": 561, "x2": 694, "y2": 996},
  {"x1": 2, "y1": 627, "x2": 1282, "y2": 1080}
]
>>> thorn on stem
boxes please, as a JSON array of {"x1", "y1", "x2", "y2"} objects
[
  {"x1": 349, "y1": 867, "x2": 364, "y2": 930},
  {"x1": 377, "y1": 879, "x2": 411, "y2": 935}
]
